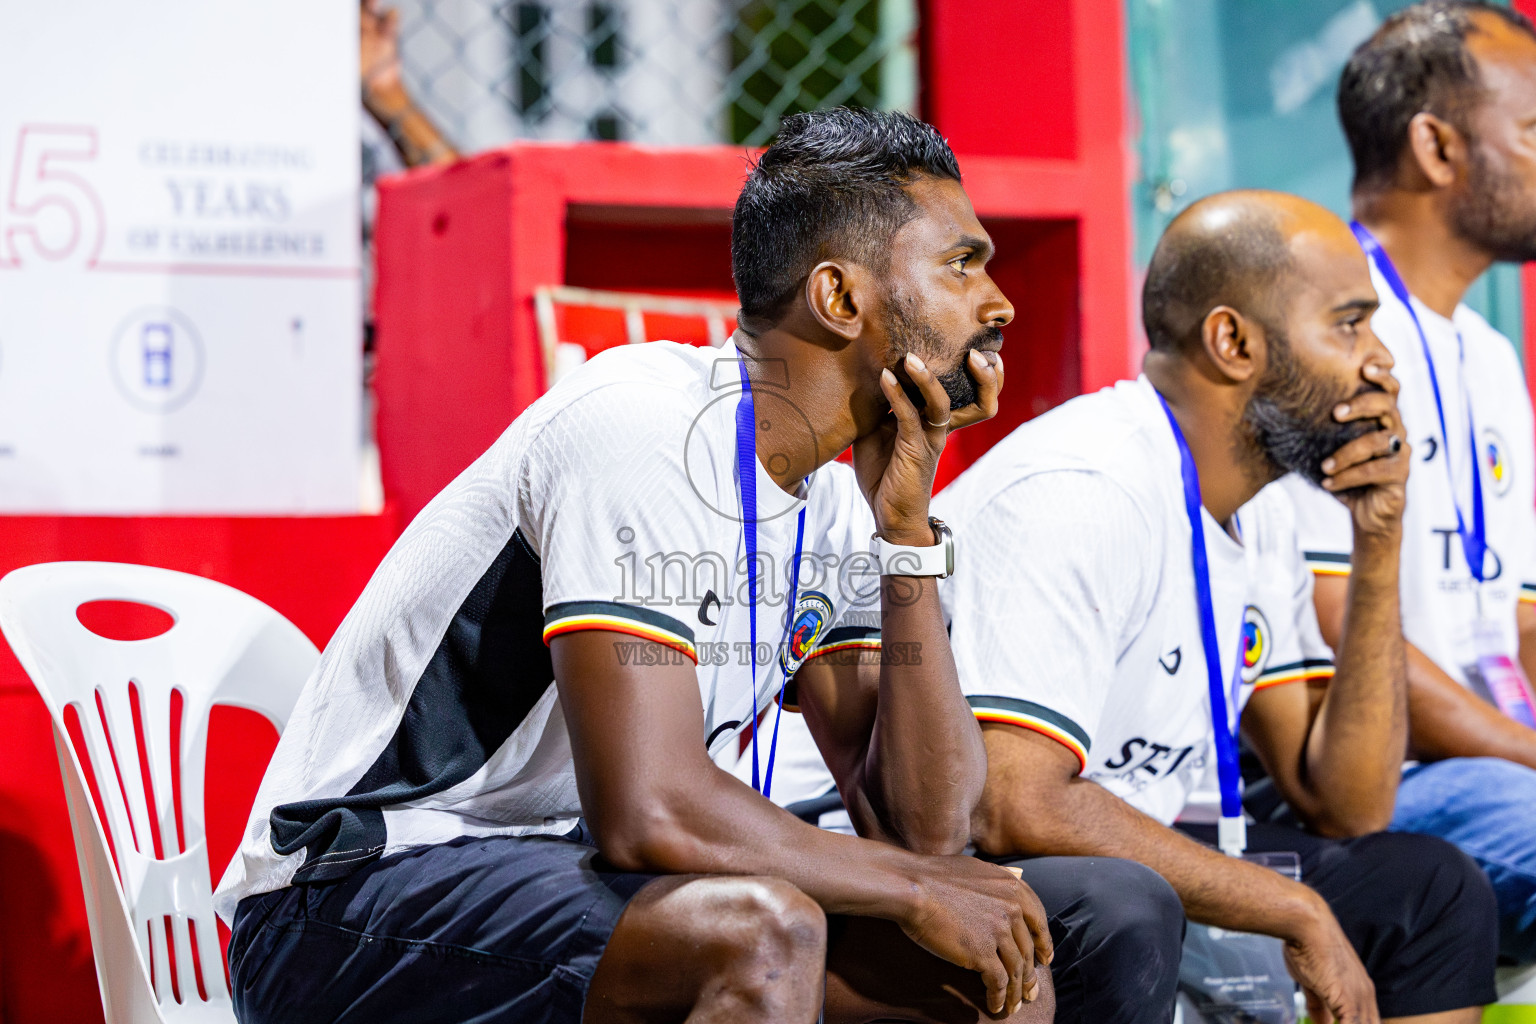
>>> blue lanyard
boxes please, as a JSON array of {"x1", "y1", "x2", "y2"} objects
[
  {"x1": 1351, "y1": 221, "x2": 1487, "y2": 583},
  {"x1": 1158, "y1": 392, "x2": 1248, "y2": 855},
  {"x1": 736, "y1": 359, "x2": 807, "y2": 798}
]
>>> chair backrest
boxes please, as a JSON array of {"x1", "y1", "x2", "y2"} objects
[{"x1": 0, "y1": 561, "x2": 318, "y2": 1024}]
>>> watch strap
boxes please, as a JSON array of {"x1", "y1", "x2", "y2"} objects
[{"x1": 872, "y1": 518, "x2": 954, "y2": 578}]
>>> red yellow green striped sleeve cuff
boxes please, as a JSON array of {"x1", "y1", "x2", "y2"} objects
[
  {"x1": 542, "y1": 600, "x2": 697, "y2": 663},
  {"x1": 967, "y1": 695, "x2": 1090, "y2": 772},
  {"x1": 1253, "y1": 658, "x2": 1334, "y2": 691}
]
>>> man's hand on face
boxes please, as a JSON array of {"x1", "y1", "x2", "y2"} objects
[
  {"x1": 853, "y1": 350, "x2": 1003, "y2": 545},
  {"x1": 1318, "y1": 361, "x2": 1409, "y2": 538}
]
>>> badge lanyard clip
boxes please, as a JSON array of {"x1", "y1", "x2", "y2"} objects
[
  {"x1": 736, "y1": 359, "x2": 806, "y2": 798},
  {"x1": 1158, "y1": 393, "x2": 1248, "y2": 856}
]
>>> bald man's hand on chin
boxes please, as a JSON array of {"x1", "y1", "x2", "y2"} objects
[{"x1": 1318, "y1": 361, "x2": 1409, "y2": 537}]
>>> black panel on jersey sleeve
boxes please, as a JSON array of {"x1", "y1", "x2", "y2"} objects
[{"x1": 269, "y1": 528, "x2": 553, "y2": 883}]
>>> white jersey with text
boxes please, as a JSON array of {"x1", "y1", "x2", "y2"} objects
[
  {"x1": 1282, "y1": 259, "x2": 1536, "y2": 687},
  {"x1": 934, "y1": 377, "x2": 1334, "y2": 825},
  {"x1": 214, "y1": 340, "x2": 881, "y2": 921}
]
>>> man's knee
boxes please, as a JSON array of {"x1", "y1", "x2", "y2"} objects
[
  {"x1": 691, "y1": 876, "x2": 828, "y2": 974},
  {"x1": 1363, "y1": 833, "x2": 1491, "y2": 913},
  {"x1": 1081, "y1": 858, "x2": 1185, "y2": 956},
  {"x1": 1340, "y1": 833, "x2": 1498, "y2": 945},
  {"x1": 1019, "y1": 857, "x2": 1181, "y2": 1022}
]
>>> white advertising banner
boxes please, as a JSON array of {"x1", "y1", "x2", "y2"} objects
[{"x1": 0, "y1": 1, "x2": 361, "y2": 513}]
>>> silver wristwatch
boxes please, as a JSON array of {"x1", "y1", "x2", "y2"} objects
[{"x1": 871, "y1": 516, "x2": 955, "y2": 578}]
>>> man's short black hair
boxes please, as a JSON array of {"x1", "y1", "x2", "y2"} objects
[
  {"x1": 731, "y1": 107, "x2": 961, "y2": 334},
  {"x1": 1339, "y1": 1, "x2": 1536, "y2": 192},
  {"x1": 1142, "y1": 201, "x2": 1294, "y2": 354}
]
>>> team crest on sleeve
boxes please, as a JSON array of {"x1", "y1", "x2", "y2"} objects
[
  {"x1": 780, "y1": 590, "x2": 834, "y2": 677},
  {"x1": 1484, "y1": 428, "x2": 1513, "y2": 496},
  {"x1": 1241, "y1": 605, "x2": 1270, "y2": 684}
]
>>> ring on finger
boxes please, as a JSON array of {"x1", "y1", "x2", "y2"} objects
[
  {"x1": 1388, "y1": 434, "x2": 1402, "y2": 455},
  {"x1": 925, "y1": 416, "x2": 951, "y2": 428}
]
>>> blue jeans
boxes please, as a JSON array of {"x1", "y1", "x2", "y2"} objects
[{"x1": 1392, "y1": 757, "x2": 1536, "y2": 963}]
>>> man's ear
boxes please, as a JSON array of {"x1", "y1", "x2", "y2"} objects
[
  {"x1": 1405, "y1": 111, "x2": 1464, "y2": 189},
  {"x1": 1199, "y1": 305, "x2": 1261, "y2": 384},
  {"x1": 804, "y1": 260, "x2": 864, "y2": 341}
]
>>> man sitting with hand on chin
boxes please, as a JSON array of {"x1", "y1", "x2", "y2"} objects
[
  {"x1": 215, "y1": 108, "x2": 1055, "y2": 1024},
  {"x1": 1284, "y1": 2, "x2": 1536, "y2": 961},
  {"x1": 939, "y1": 190, "x2": 1499, "y2": 1024}
]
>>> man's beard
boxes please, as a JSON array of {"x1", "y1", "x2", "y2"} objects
[
  {"x1": 1241, "y1": 328, "x2": 1380, "y2": 486},
  {"x1": 1450, "y1": 143, "x2": 1536, "y2": 263},
  {"x1": 886, "y1": 290, "x2": 1003, "y2": 411}
]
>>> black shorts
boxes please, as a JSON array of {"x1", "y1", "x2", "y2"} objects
[
  {"x1": 1178, "y1": 822, "x2": 1499, "y2": 1017},
  {"x1": 228, "y1": 826, "x2": 659, "y2": 1024},
  {"x1": 788, "y1": 787, "x2": 1188, "y2": 1024}
]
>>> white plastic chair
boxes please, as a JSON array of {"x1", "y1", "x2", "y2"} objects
[{"x1": 0, "y1": 561, "x2": 318, "y2": 1024}]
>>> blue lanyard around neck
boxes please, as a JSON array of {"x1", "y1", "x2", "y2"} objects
[
  {"x1": 736, "y1": 359, "x2": 807, "y2": 798},
  {"x1": 1351, "y1": 221, "x2": 1487, "y2": 583},
  {"x1": 1157, "y1": 391, "x2": 1248, "y2": 856}
]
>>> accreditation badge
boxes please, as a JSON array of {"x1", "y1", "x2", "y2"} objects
[
  {"x1": 1178, "y1": 852, "x2": 1302, "y2": 1023},
  {"x1": 1463, "y1": 617, "x2": 1536, "y2": 730}
]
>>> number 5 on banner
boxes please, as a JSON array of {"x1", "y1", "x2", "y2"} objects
[{"x1": 3, "y1": 125, "x2": 105, "y2": 267}]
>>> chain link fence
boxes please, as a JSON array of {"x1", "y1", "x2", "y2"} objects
[{"x1": 391, "y1": 0, "x2": 919, "y2": 152}]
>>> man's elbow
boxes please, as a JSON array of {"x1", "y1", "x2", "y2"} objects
[
  {"x1": 1291, "y1": 791, "x2": 1395, "y2": 840},
  {"x1": 894, "y1": 814, "x2": 973, "y2": 857},
  {"x1": 852, "y1": 782, "x2": 975, "y2": 856},
  {"x1": 594, "y1": 805, "x2": 702, "y2": 874},
  {"x1": 1307, "y1": 806, "x2": 1394, "y2": 839},
  {"x1": 969, "y1": 788, "x2": 1062, "y2": 859}
]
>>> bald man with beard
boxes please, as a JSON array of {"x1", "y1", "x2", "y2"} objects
[{"x1": 932, "y1": 191, "x2": 1500, "y2": 1024}]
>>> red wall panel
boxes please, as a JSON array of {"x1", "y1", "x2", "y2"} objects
[{"x1": 921, "y1": 0, "x2": 1079, "y2": 160}]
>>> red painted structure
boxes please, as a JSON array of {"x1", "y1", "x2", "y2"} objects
[
  {"x1": 376, "y1": 0, "x2": 1134, "y2": 520},
  {"x1": 0, "y1": 1, "x2": 1132, "y2": 1019}
]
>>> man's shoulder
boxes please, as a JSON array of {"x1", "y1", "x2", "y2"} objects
[
  {"x1": 524, "y1": 343, "x2": 718, "y2": 451},
  {"x1": 1455, "y1": 307, "x2": 1528, "y2": 392},
  {"x1": 941, "y1": 381, "x2": 1172, "y2": 520}
]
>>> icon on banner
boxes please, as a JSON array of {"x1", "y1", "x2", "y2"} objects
[
  {"x1": 141, "y1": 323, "x2": 174, "y2": 387},
  {"x1": 111, "y1": 307, "x2": 203, "y2": 412}
]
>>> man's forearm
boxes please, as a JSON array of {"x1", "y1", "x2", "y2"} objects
[
  {"x1": 594, "y1": 757, "x2": 936, "y2": 922},
  {"x1": 975, "y1": 770, "x2": 1326, "y2": 941},
  {"x1": 1301, "y1": 527, "x2": 1407, "y2": 833},
  {"x1": 1408, "y1": 642, "x2": 1536, "y2": 768},
  {"x1": 858, "y1": 573, "x2": 987, "y2": 853},
  {"x1": 364, "y1": 83, "x2": 458, "y2": 167}
]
